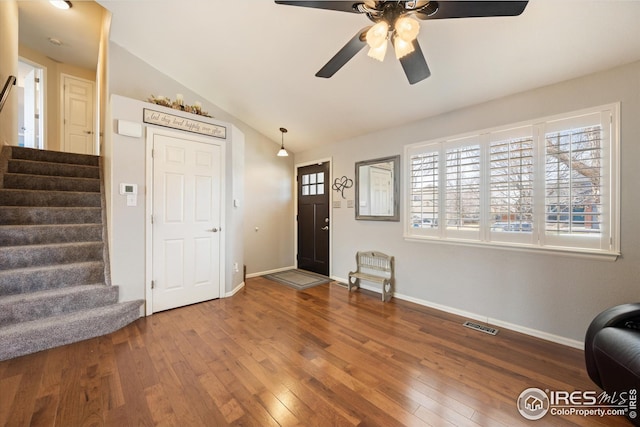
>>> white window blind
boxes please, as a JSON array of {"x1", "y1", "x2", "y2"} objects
[
  {"x1": 488, "y1": 127, "x2": 535, "y2": 244},
  {"x1": 409, "y1": 149, "x2": 439, "y2": 236},
  {"x1": 404, "y1": 104, "x2": 619, "y2": 259},
  {"x1": 445, "y1": 143, "x2": 480, "y2": 236}
]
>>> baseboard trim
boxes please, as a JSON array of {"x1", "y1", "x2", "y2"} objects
[
  {"x1": 332, "y1": 275, "x2": 584, "y2": 350},
  {"x1": 226, "y1": 281, "x2": 245, "y2": 297},
  {"x1": 245, "y1": 265, "x2": 296, "y2": 279}
]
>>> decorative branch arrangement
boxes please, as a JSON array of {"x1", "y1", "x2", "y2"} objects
[{"x1": 147, "y1": 94, "x2": 212, "y2": 118}]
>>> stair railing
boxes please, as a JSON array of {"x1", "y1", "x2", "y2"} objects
[{"x1": 0, "y1": 75, "x2": 17, "y2": 114}]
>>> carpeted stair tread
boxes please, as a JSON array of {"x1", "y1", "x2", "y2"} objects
[
  {"x1": 9, "y1": 146, "x2": 99, "y2": 167},
  {"x1": 0, "y1": 241, "x2": 104, "y2": 269},
  {"x1": 0, "y1": 206, "x2": 102, "y2": 225},
  {"x1": 8, "y1": 158, "x2": 100, "y2": 179},
  {"x1": 0, "y1": 189, "x2": 101, "y2": 207},
  {"x1": 0, "y1": 261, "x2": 105, "y2": 296},
  {"x1": 3, "y1": 173, "x2": 100, "y2": 192},
  {"x1": 0, "y1": 300, "x2": 143, "y2": 361},
  {"x1": 0, "y1": 224, "x2": 103, "y2": 246},
  {"x1": 0, "y1": 145, "x2": 141, "y2": 362},
  {"x1": 0, "y1": 284, "x2": 117, "y2": 327}
]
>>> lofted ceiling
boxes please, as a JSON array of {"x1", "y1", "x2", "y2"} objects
[{"x1": 21, "y1": 1, "x2": 640, "y2": 153}]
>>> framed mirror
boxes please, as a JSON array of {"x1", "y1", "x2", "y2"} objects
[{"x1": 355, "y1": 155, "x2": 400, "y2": 221}]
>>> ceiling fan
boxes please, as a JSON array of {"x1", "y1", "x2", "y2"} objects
[{"x1": 274, "y1": 1, "x2": 529, "y2": 84}]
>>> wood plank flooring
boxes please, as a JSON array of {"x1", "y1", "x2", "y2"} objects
[{"x1": 0, "y1": 277, "x2": 631, "y2": 426}]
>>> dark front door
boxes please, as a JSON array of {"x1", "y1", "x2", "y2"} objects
[{"x1": 297, "y1": 162, "x2": 330, "y2": 276}]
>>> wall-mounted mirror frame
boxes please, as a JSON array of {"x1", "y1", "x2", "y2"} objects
[{"x1": 355, "y1": 155, "x2": 400, "y2": 221}]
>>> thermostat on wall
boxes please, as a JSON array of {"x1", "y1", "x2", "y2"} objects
[{"x1": 119, "y1": 183, "x2": 138, "y2": 195}]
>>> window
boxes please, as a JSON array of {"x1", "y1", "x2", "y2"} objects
[
  {"x1": 405, "y1": 104, "x2": 619, "y2": 259},
  {"x1": 445, "y1": 138, "x2": 480, "y2": 239},
  {"x1": 301, "y1": 172, "x2": 324, "y2": 196}
]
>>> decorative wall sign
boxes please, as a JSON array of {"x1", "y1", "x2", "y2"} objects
[
  {"x1": 143, "y1": 108, "x2": 226, "y2": 139},
  {"x1": 332, "y1": 176, "x2": 353, "y2": 199}
]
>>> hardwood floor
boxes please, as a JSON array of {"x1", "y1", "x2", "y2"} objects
[{"x1": 0, "y1": 277, "x2": 630, "y2": 426}]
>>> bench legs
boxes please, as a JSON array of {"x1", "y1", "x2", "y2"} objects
[
  {"x1": 381, "y1": 279, "x2": 393, "y2": 302},
  {"x1": 348, "y1": 275, "x2": 393, "y2": 302},
  {"x1": 347, "y1": 275, "x2": 360, "y2": 292}
]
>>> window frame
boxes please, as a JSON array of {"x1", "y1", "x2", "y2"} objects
[{"x1": 404, "y1": 103, "x2": 620, "y2": 260}]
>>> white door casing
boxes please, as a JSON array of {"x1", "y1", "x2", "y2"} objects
[
  {"x1": 148, "y1": 128, "x2": 225, "y2": 313},
  {"x1": 62, "y1": 74, "x2": 95, "y2": 155},
  {"x1": 23, "y1": 69, "x2": 36, "y2": 148}
]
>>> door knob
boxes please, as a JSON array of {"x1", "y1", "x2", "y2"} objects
[
  {"x1": 321, "y1": 226, "x2": 329, "y2": 231},
  {"x1": 208, "y1": 227, "x2": 220, "y2": 232},
  {"x1": 84, "y1": 130, "x2": 93, "y2": 134}
]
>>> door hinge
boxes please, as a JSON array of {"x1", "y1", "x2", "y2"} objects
[
  {"x1": 151, "y1": 149, "x2": 154, "y2": 158},
  {"x1": 296, "y1": 214, "x2": 298, "y2": 221},
  {"x1": 151, "y1": 214, "x2": 154, "y2": 224},
  {"x1": 151, "y1": 280, "x2": 155, "y2": 289}
]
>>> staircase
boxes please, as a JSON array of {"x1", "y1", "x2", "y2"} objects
[{"x1": 0, "y1": 145, "x2": 143, "y2": 361}]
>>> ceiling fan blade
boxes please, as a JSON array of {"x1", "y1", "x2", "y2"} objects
[
  {"x1": 274, "y1": 1, "x2": 364, "y2": 13},
  {"x1": 397, "y1": 39, "x2": 431, "y2": 85},
  {"x1": 416, "y1": 1, "x2": 528, "y2": 19},
  {"x1": 316, "y1": 27, "x2": 369, "y2": 78}
]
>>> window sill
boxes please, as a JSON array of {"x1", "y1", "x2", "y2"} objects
[{"x1": 403, "y1": 234, "x2": 620, "y2": 262}]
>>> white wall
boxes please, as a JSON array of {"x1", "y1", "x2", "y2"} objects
[
  {"x1": 295, "y1": 60, "x2": 640, "y2": 345},
  {"x1": 108, "y1": 42, "x2": 295, "y2": 277}
]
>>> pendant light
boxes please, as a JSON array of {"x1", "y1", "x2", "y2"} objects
[{"x1": 277, "y1": 127, "x2": 289, "y2": 157}]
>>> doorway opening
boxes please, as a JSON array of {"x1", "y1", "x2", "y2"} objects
[{"x1": 17, "y1": 59, "x2": 45, "y2": 149}]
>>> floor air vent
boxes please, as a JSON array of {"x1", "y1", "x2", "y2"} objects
[{"x1": 463, "y1": 321, "x2": 499, "y2": 336}]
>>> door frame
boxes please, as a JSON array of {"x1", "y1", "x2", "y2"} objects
[
  {"x1": 18, "y1": 57, "x2": 46, "y2": 150},
  {"x1": 294, "y1": 157, "x2": 333, "y2": 277},
  {"x1": 144, "y1": 126, "x2": 226, "y2": 315}
]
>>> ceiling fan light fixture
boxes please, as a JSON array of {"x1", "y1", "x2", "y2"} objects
[
  {"x1": 393, "y1": 35, "x2": 415, "y2": 59},
  {"x1": 367, "y1": 41, "x2": 387, "y2": 62},
  {"x1": 49, "y1": 0, "x2": 72, "y2": 10},
  {"x1": 365, "y1": 21, "x2": 389, "y2": 49},
  {"x1": 394, "y1": 16, "x2": 420, "y2": 42}
]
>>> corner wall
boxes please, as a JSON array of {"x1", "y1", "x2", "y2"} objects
[
  {"x1": 295, "y1": 60, "x2": 640, "y2": 345},
  {"x1": 106, "y1": 94, "x2": 244, "y2": 305},
  {"x1": 107, "y1": 41, "x2": 294, "y2": 278},
  {"x1": 0, "y1": 0, "x2": 18, "y2": 146}
]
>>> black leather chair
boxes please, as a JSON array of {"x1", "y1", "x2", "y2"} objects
[{"x1": 585, "y1": 303, "x2": 640, "y2": 426}]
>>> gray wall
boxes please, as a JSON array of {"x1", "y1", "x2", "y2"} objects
[
  {"x1": 108, "y1": 42, "x2": 295, "y2": 278},
  {"x1": 296, "y1": 60, "x2": 640, "y2": 345}
]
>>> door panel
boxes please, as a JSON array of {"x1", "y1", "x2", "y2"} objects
[
  {"x1": 62, "y1": 75, "x2": 95, "y2": 155},
  {"x1": 297, "y1": 162, "x2": 330, "y2": 276},
  {"x1": 152, "y1": 131, "x2": 223, "y2": 312}
]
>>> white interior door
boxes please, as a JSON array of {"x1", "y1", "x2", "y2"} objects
[
  {"x1": 62, "y1": 74, "x2": 95, "y2": 155},
  {"x1": 151, "y1": 130, "x2": 224, "y2": 312}
]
